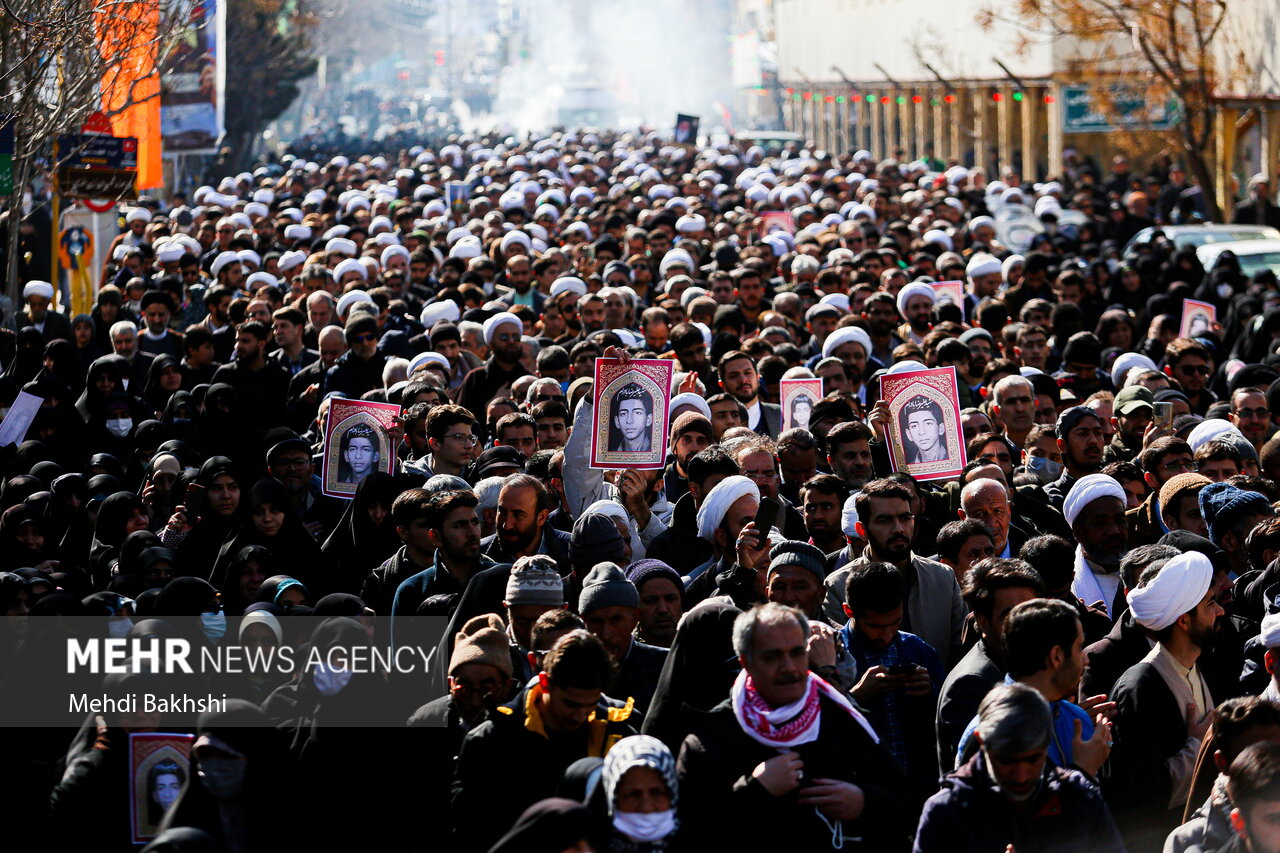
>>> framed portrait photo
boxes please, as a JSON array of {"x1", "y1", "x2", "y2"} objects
[
  {"x1": 931, "y1": 280, "x2": 965, "y2": 320},
  {"x1": 591, "y1": 358, "x2": 674, "y2": 470},
  {"x1": 322, "y1": 398, "x2": 401, "y2": 499},
  {"x1": 879, "y1": 365, "x2": 967, "y2": 482},
  {"x1": 1180, "y1": 298, "x2": 1216, "y2": 340},
  {"x1": 130, "y1": 732, "x2": 195, "y2": 844},
  {"x1": 780, "y1": 377, "x2": 823, "y2": 433}
]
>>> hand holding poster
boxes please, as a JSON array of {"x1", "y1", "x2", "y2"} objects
[
  {"x1": 879, "y1": 366, "x2": 967, "y2": 481},
  {"x1": 322, "y1": 398, "x2": 401, "y2": 498},
  {"x1": 780, "y1": 377, "x2": 823, "y2": 432},
  {"x1": 674, "y1": 114, "x2": 700, "y2": 146},
  {"x1": 591, "y1": 357, "x2": 675, "y2": 470},
  {"x1": 1180, "y1": 298, "x2": 1217, "y2": 339},
  {"x1": 130, "y1": 732, "x2": 195, "y2": 844}
]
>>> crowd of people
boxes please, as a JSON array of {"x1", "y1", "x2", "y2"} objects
[{"x1": 6, "y1": 128, "x2": 1280, "y2": 853}]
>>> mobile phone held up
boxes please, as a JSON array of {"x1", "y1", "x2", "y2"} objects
[{"x1": 753, "y1": 496, "x2": 780, "y2": 541}]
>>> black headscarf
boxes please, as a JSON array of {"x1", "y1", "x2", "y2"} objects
[
  {"x1": 175, "y1": 457, "x2": 244, "y2": 580},
  {"x1": 320, "y1": 471, "x2": 402, "y2": 594},
  {"x1": 212, "y1": 479, "x2": 328, "y2": 594},
  {"x1": 76, "y1": 354, "x2": 130, "y2": 423},
  {"x1": 488, "y1": 798, "x2": 595, "y2": 853}
]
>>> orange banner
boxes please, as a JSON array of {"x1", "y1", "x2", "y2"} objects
[{"x1": 97, "y1": 0, "x2": 162, "y2": 189}]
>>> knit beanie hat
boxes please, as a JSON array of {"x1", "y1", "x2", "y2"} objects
[
  {"x1": 505, "y1": 555, "x2": 566, "y2": 607},
  {"x1": 449, "y1": 613, "x2": 513, "y2": 678},
  {"x1": 578, "y1": 562, "x2": 638, "y2": 615},
  {"x1": 767, "y1": 540, "x2": 827, "y2": 580},
  {"x1": 1159, "y1": 472, "x2": 1210, "y2": 520},
  {"x1": 570, "y1": 513, "x2": 626, "y2": 567},
  {"x1": 626, "y1": 559, "x2": 683, "y2": 594},
  {"x1": 1199, "y1": 481, "x2": 1273, "y2": 547}
]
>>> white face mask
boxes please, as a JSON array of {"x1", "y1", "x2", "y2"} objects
[
  {"x1": 105, "y1": 418, "x2": 133, "y2": 437},
  {"x1": 1217, "y1": 282, "x2": 1235, "y2": 300},
  {"x1": 201, "y1": 611, "x2": 227, "y2": 643},
  {"x1": 613, "y1": 809, "x2": 676, "y2": 843},
  {"x1": 312, "y1": 663, "x2": 353, "y2": 697}
]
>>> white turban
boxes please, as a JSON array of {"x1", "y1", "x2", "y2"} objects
[
  {"x1": 381, "y1": 245, "x2": 410, "y2": 266},
  {"x1": 483, "y1": 311, "x2": 522, "y2": 344},
  {"x1": 549, "y1": 277, "x2": 588, "y2": 299},
  {"x1": 896, "y1": 282, "x2": 937, "y2": 318},
  {"x1": 887, "y1": 360, "x2": 927, "y2": 375},
  {"x1": 693, "y1": 322, "x2": 712, "y2": 347},
  {"x1": 156, "y1": 242, "x2": 184, "y2": 263},
  {"x1": 676, "y1": 214, "x2": 706, "y2": 233},
  {"x1": 817, "y1": 292, "x2": 850, "y2": 313},
  {"x1": 966, "y1": 253, "x2": 1002, "y2": 278},
  {"x1": 841, "y1": 492, "x2": 863, "y2": 537},
  {"x1": 326, "y1": 237, "x2": 357, "y2": 257},
  {"x1": 1261, "y1": 612, "x2": 1280, "y2": 649},
  {"x1": 668, "y1": 392, "x2": 712, "y2": 420},
  {"x1": 277, "y1": 251, "x2": 306, "y2": 274},
  {"x1": 450, "y1": 236, "x2": 482, "y2": 259},
  {"x1": 1002, "y1": 255, "x2": 1025, "y2": 279},
  {"x1": 696, "y1": 476, "x2": 760, "y2": 541},
  {"x1": 1187, "y1": 419, "x2": 1243, "y2": 453},
  {"x1": 1063, "y1": 473, "x2": 1128, "y2": 528},
  {"x1": 409, "y1": 351, "x2": 450, "y2": 375},
  {"x1": 209, "y1": 251, "x2": 241, "y2": 277},
  {"x1": 659, "y1": 249, "x2": 694, "y2": 278},
  {"x1": 244, "y1": 272, "x2": 279, "y2": 290},
  {"x1": 679, "y1": 286, "x2": 708, "y2": 308},
  {"x1": 823, "y1": 326, "x2": 872, "y2": 359},
  {"x1": 125, "y1": 207, "x2": 152, "y2": 224},
  {"x1": 1127, "y1": 551, "x2": 1214, "y2": 632},
  {"x1": 334, "y1": 258, "x2": 367, "y2": 281},
  {"x1": 1111, "y1": 352, "x2": 1157, "y2": 388},
  {"x1": 336, "y1": 290, "x2": 374, "y2": 317},
  {"x1": 420, "y1": 300, "x2": 461, "y2": 328},
  {"x1": 922, "y1": 229, "x2": 952, "y2": 251},
  {"x1": 23, "y1": 281, "x2": 53, "y2": 300},
  {"x1": 284, "y1": 224, "x2": 311, "y2": 241}
]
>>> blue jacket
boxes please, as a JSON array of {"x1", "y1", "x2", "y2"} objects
[{"x1": 955, "y1": 675, "x2": 1094, "y2": 771}]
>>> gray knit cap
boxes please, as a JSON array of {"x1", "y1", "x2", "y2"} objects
[{"x1": 578, "y1": 562, "x2": 639, "y2": 615}]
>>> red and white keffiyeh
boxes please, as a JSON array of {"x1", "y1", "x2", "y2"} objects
[{"x1": 730, "y1": 669, "x2": 879, "y2": 748}]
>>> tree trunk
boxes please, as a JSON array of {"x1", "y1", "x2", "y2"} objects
[
  {"x1": 4, "y1": 153, "x2": 31, "y2": 315},
  {"x1": 1184, "y1": 144, "x2": 1222, "y2": 223}
]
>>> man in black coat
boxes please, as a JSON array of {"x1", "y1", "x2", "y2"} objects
[
  {"x1": 1232, "y1": 174, "x2": 1280, "y2": 228},
  {"x1": 1108, "y1": 551, "x2": 1221, "y2": 850},
  {"x1": 211, "y1": 320, "x2": 289, "y2": 435},
  {"x1": 936, "y1": 558, "x2": 1043, "y2": 772},
  {"x1": 323, "y1": 312, "x2": 388, "y2": 400},
  {"x1": 9, "y1": 280, "x2": 72, "y2": 343},
  {"x1": 578, "y1": 562, "x2": 667, "y2": 713},
  {"x1": 677, "y1": 603, "x2": 913, "y2": 851},
  {"x1": 451, "y1": 630, "x2": 637, "y2": 853}
]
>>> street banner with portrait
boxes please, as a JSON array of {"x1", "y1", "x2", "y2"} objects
[
  {"x1": 1180, "y1": 298, "x2": 1216, "y2": 340},
  {"x1": 590, "y1": 358, "x2": 674, "y2": 470},
  {"x1": 931, "y1": 280, "x2": 965, "y2": 319},
  {"x1": 322, "y1": 398, "x2": 401, "y2": 498},
  {"x1": 130, "y1": 732, "x2": 195, "y2": 844},
  {"x1": 673, "y1": 114, "x2": 700, "y2": 145},
  {"x1": 879, "y1": 366, "x2": 966, "y2": 482},
  {"x1": 780, "y1": 377, "x2": 823, "y2": 433}
]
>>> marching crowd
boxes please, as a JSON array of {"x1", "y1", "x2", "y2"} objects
[{"x1": 6, "y1": 129, "x2": 1280, "y2": 852}]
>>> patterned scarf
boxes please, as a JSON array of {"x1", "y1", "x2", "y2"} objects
[{"x1": 730, "y1": 669, "x2": 879, "y2": 748}]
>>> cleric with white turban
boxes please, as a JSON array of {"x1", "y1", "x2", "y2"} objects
[
  {"x1": 695, "y1": 476, "x2": 760, "y2": 542},
  {"x1": 1064, "y1": 473, "x2": 1129, "y2": 615},
  {"x1": 896, "y1": 281, "x2": 937, "y2": 319},
  {"x1": 822, "y1": 326, "x2": 872, "y2": 360},
  {"x1": 483, "y1": 312, "x2": 522, "y2": 346},
  {"x1": 1126, "y1": 551, "x2": 1214, "y2": 631},
  {"x1": 420, "y1": 300, "x2": 461, "y2": 328}
]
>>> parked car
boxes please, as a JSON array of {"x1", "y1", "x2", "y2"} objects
[{"x1": 1196, "y1": 239, "x2": 1280, "y2": 278}]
